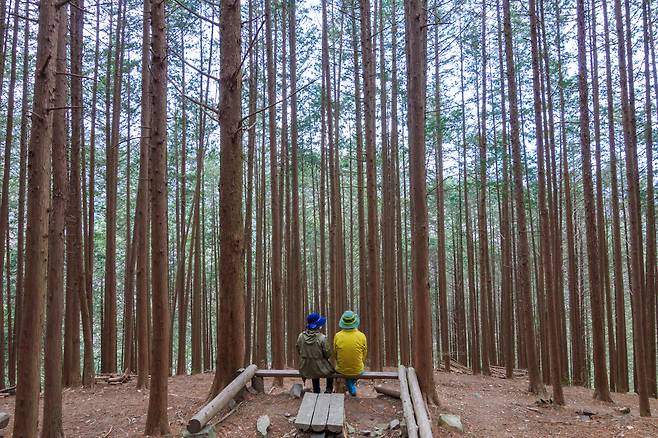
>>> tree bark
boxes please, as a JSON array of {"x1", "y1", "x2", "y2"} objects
[
  {"x1": 405, "y1": 0, "x2": 439, "y2": 404},
  {"x1": 41, "y1": 6, "x2": 67, "y2": 436},
  {"x1": 209, "y1": 0, "x2": 245, "y2": 396},
  {"x1": 360, "y1": 0, "x2": 382, "y2": 370},
  {"x1": 144, "y1": 0, "x2": 170, "y2": 432},
  {"x1": 12, "y1": 0, "x2": 58, "y2": 432},
  {"x1": 578, "y1": 0, "x2": 612, "y2": 403},
  {"x1": 503, "y1": 0, "x2": 545, "y2": 395}
]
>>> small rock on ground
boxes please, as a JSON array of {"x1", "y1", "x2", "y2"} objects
[
  {"x1": 290, "y1": 383, "x2": 303, "y2": 398},
  {"x1": 439, "y1": 414, "x2": 464, "y2": 433},
  {"x1": 388, "y1": 419, "x2": 400, "y2": 430},
  {"x1": 256, "y1": 415, "x2": 270, "y2": 436}
]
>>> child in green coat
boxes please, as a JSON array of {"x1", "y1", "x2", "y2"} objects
[{"x1": 296, "y1": 312, "x2": 334, "y2": 393}]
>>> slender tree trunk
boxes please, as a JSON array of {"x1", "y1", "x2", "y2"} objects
[
  {"x1": 503, "y1": 0, "x2": 544, "y2": 395},
  {"x1": 495, "y1": 0, "x2": 514, "y2": 379},
  {"x1": 103, "y1": 0, "x2": 126, "y2": 374},
  {"x1": 405, "y1": 0, "x2": 439, "y2": 404},
  {"x1": 136, "y1": 0, "x2": 151, "y2": 389},
  {"x1": 477, "y1": 0, "x2": 491, "y2": 377},
  {"x1": 10, "y1": 0, "x2": 30, "y2": 386},
  {"x1": 41, "y1": 7, "x2": 67, "y2": 436},
  {"x1": 265, "y1": 0, "x2": 284, "y2": 379},
  {"x1": 599, "y1": 0, "x2": 628, "y2": 392},
  {"x1": 577, "y1": 0, "x2": 612, "y2": 403},
  {"x1": 378, "y1": 0, "x2": 395, "y2": 367},
  {"x1": 144, "y1": 0, "x2": 170, "y2": 431},
  {"x1": 244, "y1": 0, "x2": 257, "y2": 365},
  {"x1": 289, "y1": 0, "x2": 302, "y2": 361},
  {"x1": 210, "y1": 0, "x2": 244, "y2": 395},
  {"x1": 641, "y1": 0, "x2": 657, "y2": 398},
  {"x1": 69, "y1": 0, "x2": 93, "y2": 387},
  {"x1": 351, "y1": 0, "x2": 367, "y2": 343},
  {"x1": 360, "y1": 0, "x2": 382, "y2": 370},
  {"x1": 459, "y1": 31, "x2": 479, "y2": 374},
  {"x1": 584, "y1": 0, "x2": 616, "y2": 394},
  {"x1": 13, "y1": 0, "x2": 57, "y2": 432},
  {"x1": 390, "y1": 0, "x2": 409, "y2": 367},
  {"x1": 529, "y1": 0, "x2": 563, "y2": 404},
  {"x1": 433, "y1": 8, "x2": 449, "y2": 372},
  {"x1": 0, "y1": 0, "x2": 23, "y2": 389},
  {"x1": 613, "y1": 0, "x2": 649, "y2": 414}
]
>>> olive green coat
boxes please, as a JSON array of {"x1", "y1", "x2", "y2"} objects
[{"x1": 296, "y1": 330, "x2": 335, "y2": 379}]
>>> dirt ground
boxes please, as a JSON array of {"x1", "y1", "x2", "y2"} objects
[{"x1": 0, "y1": 369, "x2": 657, "y2": 437}]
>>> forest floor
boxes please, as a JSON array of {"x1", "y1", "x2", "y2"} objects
[{"x1": 0, "y1": 368, "x2": 657, "y2": 437}]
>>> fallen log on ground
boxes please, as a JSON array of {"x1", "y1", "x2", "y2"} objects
[
  {"x1": 0, "y1": 386, "x2": 15, "y2": 396},
  {"x1": 398, "y1": 366, "x2": 418, "y2": 438},
  {"x1": 407, "y1": 367, "x2": 432, "y2": 438},
  {"x1": 187, "y1": 364, "x2": 258, "y2": 433},
  {"x1": 0, "y1": 411, "x2": 9, "y2": 429},
  {"x1": 108, "y1": 369, "x2": 132, "y2": 384},
  {"x1": 374, "y1": 385, "x2": 401, "y2": 399}
]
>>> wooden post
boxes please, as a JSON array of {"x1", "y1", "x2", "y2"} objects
[
  {"x1": 398, "y1": 366, "x2": 418, "y2": 438},
  {"x1": 406, "y1": 367, "x2": 432, "y2": 438},
  {"x1": 251, "y1": 375, "x2": 264, "y2": 393},
  {"x1": 187, "y1": 365, "x2": 258, "y2": 433}
]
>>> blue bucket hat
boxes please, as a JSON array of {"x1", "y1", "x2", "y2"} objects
[
  {"x1": 339, "y1": 310, "x2": 360, "y2": 329},
  {"x1": 306, "y1": 312, "x2": 327, "y2": 330}
]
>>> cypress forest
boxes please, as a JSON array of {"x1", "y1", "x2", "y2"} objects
[{"x1": 0, "y1": 0, "x2": 655, "y2": 435}]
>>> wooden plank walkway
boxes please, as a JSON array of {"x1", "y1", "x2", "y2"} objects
[
  {"x1": 295, "y1": 393, "x2": 345, "y2": 434},
  {"x1": 325, "y1": 393, "x2": 345, "y2": 433},
  {"x1": 294, "y1": 393, "x2": 319, "y2": 431},
  {"x1": 311, "y1": 394, "x2": 332, "y2": 432}
]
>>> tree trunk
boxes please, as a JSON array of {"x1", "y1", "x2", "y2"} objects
[
  {"x1": 289, "y1": 0, "x2": 302, "y2": 364},
  {"x1": 613, "y1": 0, "x2": 649, "y2": 414},
  {"x1": 144, "y1": 0, "x2": 170, "y2": 432},
  {"x1": 210, "y1": 0, "x2": 245, "y2": 396},
  {"x1": 0, "y1": 0, "x2": 23, "y2": 390},
  {"x1": 529, "y1": 0, "x2": 563, "y2": 404},
  {"x1": 495, "y1": 0, "x2": 514, "y2": 379},
  {"x1": 12, "y1": 0, "x2": 57, "y2": 432},
  {"x1": 265, "y1": 0, "x2": 284, "y2": 379},
  {"x1": 433, "y1": 6, "x2": 449, "y2": 372},
  {"x1": 136, "y1": 0, "x2": 151, "y2": 390},
  {"x1": 503, "y1": 0, "x2": 545, "y2": 395},
  {"x1": 405, "y1": 0, "x2": 439, "y2": 405},
  {"x1": 577, "y1": 0, "x2": 612, "y2": 403},
  {"x1": 10, "y1": 0, "x2": 31, "y2": 386},
  {"x1": 360, "y1": 0, "x2": 382, "y2": 370},
  {"x1": 41, "y1": 6, "x2": 67, "y2": 436},
  {"x1": 103, "y1": 0, "x2": 126, "y2": 374},
  {"x1": 69, "y1": 0, "x2": 94, "y2": 388},
  {"x1": 641, "y1": 0, "x2": 657, "y2": 398},
  {"x1": 477, "y1": 0, "x2": 491, "y2": 377}
]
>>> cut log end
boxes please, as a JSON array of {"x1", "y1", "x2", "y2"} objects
[{"x1": 187, "y1": 419, "x2": 202, "y2": 434}]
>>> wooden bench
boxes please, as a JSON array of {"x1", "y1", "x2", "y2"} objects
[
  {"x1": 249, "y1": 369, "x2": 398, "y2": 380},
  {"x1": 294, "y1": 392, "x2": 344, "y2": 434}
]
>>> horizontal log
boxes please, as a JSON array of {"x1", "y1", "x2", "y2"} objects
[
  {"x1": 374, "y1": 385, "x2": 401, "y2": 399},
  {"x1": 248, "y1": 369, "x2": 399, "y2": 380},
  {"x1": 187, "y1": 364, "x2": 258, "y2": 433}
]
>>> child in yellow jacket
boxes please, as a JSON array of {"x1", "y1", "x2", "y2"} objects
[{"x1": 333, "y1": 310, "x2": 367, "y2": 396}]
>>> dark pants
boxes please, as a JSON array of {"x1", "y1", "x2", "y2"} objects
[{"x1": 304, "y1": 377, "x2": 334, "y2": 393}]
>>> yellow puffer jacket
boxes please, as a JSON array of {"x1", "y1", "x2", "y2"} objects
[{"x1": 333, "y1": 329, "x2": 368, "y2": 376}]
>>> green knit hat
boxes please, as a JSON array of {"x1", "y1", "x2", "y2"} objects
[{"x1": 339, "y1": 310, "x2": 360, "y2": 329}]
